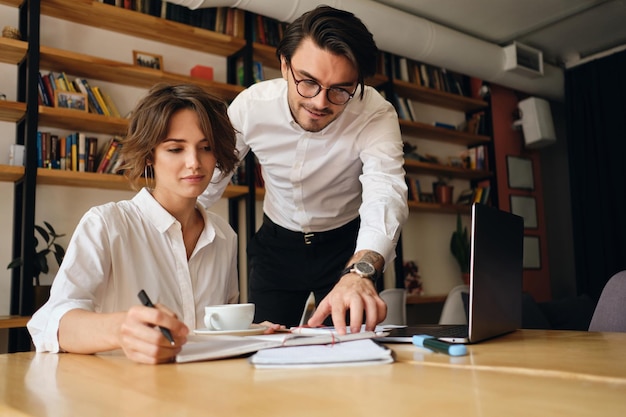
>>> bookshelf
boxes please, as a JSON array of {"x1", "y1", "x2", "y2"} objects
[
  {"x1": 40, "y1": 0, "x2": 246, "y2": 57},
  {"x1": 39, "y1": 45, "x2": 244, "y2": 101},
  {"x1": 0, "y1": 100, "x2": 25, "y2": 123},
  {"x1": 0, "y1": 165, "x2": 24, "y2": 182},
  {"x1": 0, "y1": 0, "x2": 252, "y2": 346}
]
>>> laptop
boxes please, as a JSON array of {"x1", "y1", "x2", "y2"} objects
[{"x1": 378, "y1": 203, "x2": 524, "y2": 344}]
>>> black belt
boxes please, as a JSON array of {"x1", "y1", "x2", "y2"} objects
[{"x1": 262, "y1": 215, "x2": 359, "y2": 245}]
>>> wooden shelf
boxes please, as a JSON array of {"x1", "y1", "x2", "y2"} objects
[
  {"x1": 39, "y1": 45, "x2": 245, "y2": 101},
  {"x1": 0, "y1": 100, "x2": 26, "y2": 123},
  {"x1": 393, "y1": 79, "x2": 487, "y2": 112},
  {"x1": 406, "y1": 294, "x2": 446, "y2": 304},
  {"x1": 0, "y1": 164, "x2": 24, "y2": 182},
  {"x1": 365, "y1": 73, "x2": 389, "y2": 89},
  {"x1": 399, "y1": 119, "x2": 491, "y2": 146},
  {"x1": 41, "y1": 0, "x2": 246, "y2": 57},
  {"x1": 38, "y1": 106, "x2": 128, "y2": 135},
  {"x1": 404, "y1": 159, "x2": 491, "y2": 180},
  {"x1": 0, "y1": 37, "x2": 27, "y2": 65},
  {"x1": 407, "y1": 200, "x2": 471, "y2": 214},
  {"x1": 35, "y1": 168, "x2": 249, "y2": 197},
  {"x1": 37, "y1": 168, "x2": 133, "y2": 190},
  {"x1": 0, "y1": 0, "x2": 24, "y2": 8},
  {"x1": 253, "y1": 43, "x2": 279, "y2": 69},
  {"x1": 0, "y1": 315, "x2": 30, "y2": 329}
]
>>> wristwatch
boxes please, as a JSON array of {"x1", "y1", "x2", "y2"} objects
[{"x1": 341, "y1": 261, "x2": 378, "y2": 284}]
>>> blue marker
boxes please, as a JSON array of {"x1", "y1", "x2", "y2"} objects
[{"x1": 412, "y1": 335, "x2": 467, "y2": 356}]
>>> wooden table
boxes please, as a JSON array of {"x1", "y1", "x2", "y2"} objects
[{"x1": 0, "y1": 330, "x2": 624, "y2": 417}]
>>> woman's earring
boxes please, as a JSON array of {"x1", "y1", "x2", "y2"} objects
[{"x1": 144, "y1": 164, "x2": 155, "y2": 191}]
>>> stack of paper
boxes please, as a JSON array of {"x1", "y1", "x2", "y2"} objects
[
  {"x1": 175, "y1": 331, "x2": 392, "y2": 365},
  {"x1": 248, "y1": 339, "x2": 393, "y2": 368}
]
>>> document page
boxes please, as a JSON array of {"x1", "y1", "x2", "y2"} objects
[{"x1": 249, "y1": 339, "x2": 394, "y2": 368}]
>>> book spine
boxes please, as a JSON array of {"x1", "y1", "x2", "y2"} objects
[
  {"x1": 59, "y1": 136, "x2": 66, "y2": 171},
  {"x1": 92, "y1": 86, "x2": 111, "y2": 116},
  {"x1": 37, "y1": 72, "x2": 51, "y2": 106},
  {"x1": 86, "y1": 137, "x2": 98, "y2": 172},
  {"x1": 41, "y1": 132, "x2": 50, "y2": 168},
  {"x1": 42, "y1": 73, "x2": 56, "y2": 106},
  {"x1": 78, "y1": 133, "x2": 86, "y2": 172},
  {"x1": 49, "y1": 134, "x2": 60, "y2": 169},
  {"x1": 97, "y1": 139, "x2": 119, "y2": 173},
  {"x1": 36, "y1": 131, "x2": 43, "y2": 168},
  {"x1": 65, "y1": 135, "x2": 72, "y2": 170},
  {"x1": 78, "y1": 78, "x2": 105, "y2": 115},
  {"x1": 70, "y1": 134, "x2": 78, "y2": 171},
  {"x1": 101, "y1": 91, "x2": 121, "y2": 118}
]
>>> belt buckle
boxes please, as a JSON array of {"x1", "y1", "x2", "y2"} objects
[{"x1": 304, "y1": 233, "x2": 315, "y2": 245}]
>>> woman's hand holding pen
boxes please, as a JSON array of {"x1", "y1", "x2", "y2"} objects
[{"x1": 119, "y1": 304, "x2": 189, "y2": 364}]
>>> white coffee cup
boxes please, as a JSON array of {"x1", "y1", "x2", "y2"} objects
[{"x1": 204, "y1": 303, "x2": 255, "y2": 331}]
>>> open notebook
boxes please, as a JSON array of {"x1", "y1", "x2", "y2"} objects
[
  {"x1": 378, "y1": 203, "x2": 524, "y2": 344},
  {"x1": 176, "y1": 330, "x2": 386, "y2": 364}
]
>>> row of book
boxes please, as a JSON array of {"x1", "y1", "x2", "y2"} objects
[
  {"x1": 459, "y1": 145, "x2": 489, "y2": 171},
  {"x1": 456, "y1": 185, "x2": 491, "y2": 206},
  {"x1": 405, "y1": 177, "x2": 491, "y2": 206},
  {"x1": 251, "y1": 12, "x2": 287, "y2": 47},
  {"x1": 101, "y1": 1, "x2": 246, "y2": 38},
  {"x1": 37, "y1": 71, "x2": 121, "y2": 118},
  {"x1": 102, "y1": 1, "x2": 289, "y2": 46},
  {"x1": 379, "y1": 52, "x2": 471, "y2": 97},
  {"x1": 388, "y1": 93, "x2": 481, "y2": 138},
  {"x1": 37, "y1": 131, "x2": 123, "y2": 175}
]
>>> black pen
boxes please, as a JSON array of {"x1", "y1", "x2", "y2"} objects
[{"x1": 137, "y1": 290, "x2": 175, "y2": 346}]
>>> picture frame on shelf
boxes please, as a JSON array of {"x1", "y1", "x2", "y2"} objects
[
  {"x1": 54, "y1": 90, "x2": 87, "y2": 112},
  {"x1": 523, "y1": 236, "x2": 541, "y2": 269},
  {"x1": 133, "y1": 50, "x2": 164, "y2": 70},
  {"x1": 510, "y1": 195, "x2": 538, "y2": 228},
  {"x1": 506, "y1": 155, "x2": 534, "y2": 190}
]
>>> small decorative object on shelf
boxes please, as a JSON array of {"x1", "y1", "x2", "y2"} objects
[
  {"x1": 2, "y1": 25, "x2": 21, "y2": 40},
  {"x1": 54, "y1": 91, "x2": 88, "y2": 112},
  {"x1": 133, "y1": 50, "x2": 164, "y2": 70},
  {"x1": 433, "y1": 177, "x2": 453, "y2": 204},
  {"x1": 450, "y1": 214, "x2": 470, "y2": 284},
  {"x1": 190, "y1": 65, "x2": 214, "y2": 81},
  {"x1": 403, "y1": 261, "x2": 424, "y2": 296}
]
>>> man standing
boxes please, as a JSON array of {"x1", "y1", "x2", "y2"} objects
[{"x1": 200, "y1": 6, "x2": 408, "y2": 334}]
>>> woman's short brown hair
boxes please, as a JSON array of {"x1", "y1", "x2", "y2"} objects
[{"x1": 121, "y1": 83, "x2": 239, "y2": 190}]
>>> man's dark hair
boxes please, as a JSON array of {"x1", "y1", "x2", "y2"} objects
[{"x1": 276, "y1": 5, "x2": 378, "y2": 100}]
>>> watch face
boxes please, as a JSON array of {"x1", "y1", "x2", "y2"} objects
[{"x1": 355, "y1": 261, "x2": 376, "y2": 277}]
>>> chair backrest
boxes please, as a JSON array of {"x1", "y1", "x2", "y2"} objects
[
  {"x1": 588, "y1": 271, "x2": 626, "y2": 332},
  {"x1": 439, "y1": 284, "x2": 470, "y2": 325},
  {"x1": 379, "y1": 289, "x2": 407, "y2": 326}
]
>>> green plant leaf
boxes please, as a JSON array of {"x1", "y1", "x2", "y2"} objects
[
  {"x1": 7, "y1": 257, "x2": 23, "y2": 269},
  {"x1": 53, "y1": 243, "x2": 65, "y2": 266},
  {"x1": 35, "y1": 224, "x2": 50, "y2": 244},
  {"x1": 35, "y1": 250, "x2": 50, "y2": 274}
]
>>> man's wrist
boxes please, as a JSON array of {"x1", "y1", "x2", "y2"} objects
[{"x1": 340, "y1": 261, "x2": 379, "y2": 284}]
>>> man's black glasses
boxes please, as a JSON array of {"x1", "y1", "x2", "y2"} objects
[{"x1": 289, "y1": 65, "x2": 356, "y2": 105}]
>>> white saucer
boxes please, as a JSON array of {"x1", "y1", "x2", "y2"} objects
[{"x1": 194, "y1": 324, "x2": 267, "y2": 336}]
